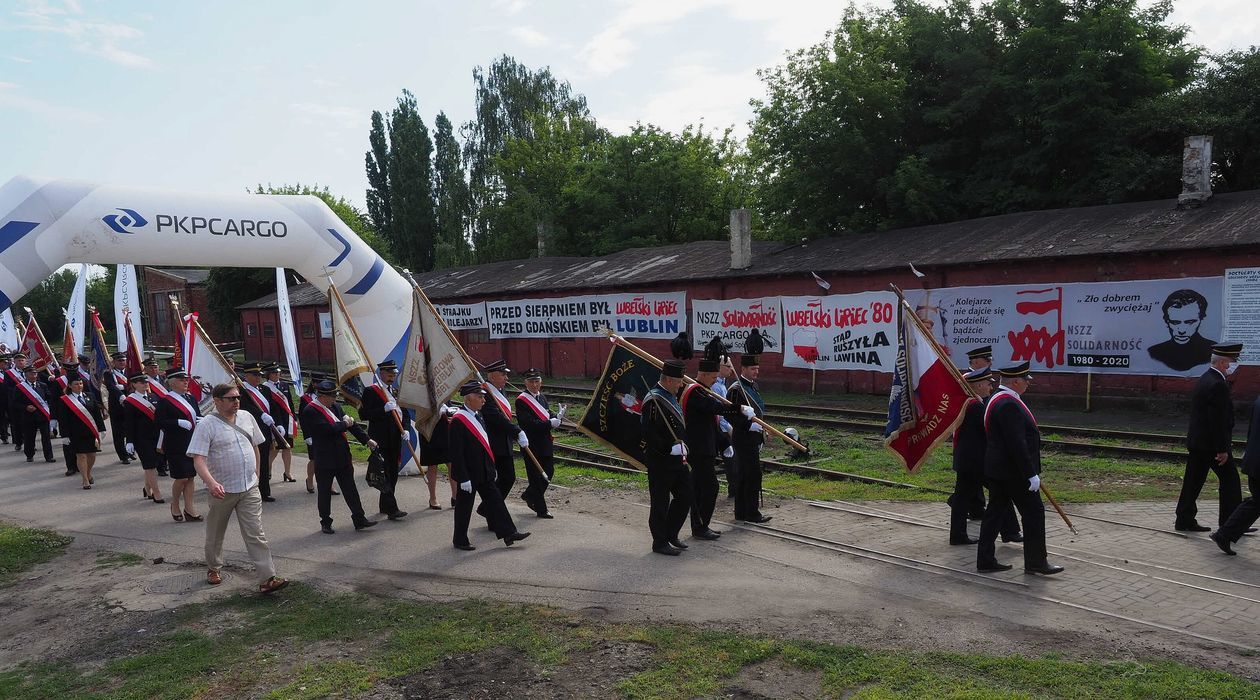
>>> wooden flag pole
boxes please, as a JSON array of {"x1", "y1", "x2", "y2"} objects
[
  {"x1": 1040, "y1": 483, "x2": 1079, "y2": 535},
  {"x1": 326, "y1": 282, "x2": 427, "y2": 476},
  {"x1": 603, "y1": 328, "x2": 809, "y2": 453}
]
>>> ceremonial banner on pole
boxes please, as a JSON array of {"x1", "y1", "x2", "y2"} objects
[
  {"x1": 20, "y1": 308, "x2": 58, "y2": 370},
  {"x1": 182, "y1": 312, "x2": 235, "y2": 409},
  {"x1": 88, "y1": 307, "x2": 110, "y2": 381},
  {"x1": 66, "y1": 263, "x2": 87, "y2": 359},
  {"x1": 328, "y1": 284, "x2": 372, "y2": 405},
  {"x1": 114, "y1": 264, "x2": 144, "y2": 355},
  {"x1": 578, "y1": 344, "x2": 660, "y2": 470},
  {"x1": 0, "y1": 308, "x2": 17, "y2": 351},
  {"x1": 398, "y1": 288, "x2": 479, "y2": 439},
  {"x1": 884, "y1": 294, "x2": 974, "y2": 474},
  {"x1": 122, "y1": 310, "x2": 144, "y2": 377},
  {"x1": 275, "y1": 268, "x2": 304, "y2": 394},
  {"x1": 61, "y1": 314, "x2": 76, "y2": 364}
]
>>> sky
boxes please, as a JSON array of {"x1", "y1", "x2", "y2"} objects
[{"x1": 1, "y1": 0, "x2": 1255, "y2": 211}]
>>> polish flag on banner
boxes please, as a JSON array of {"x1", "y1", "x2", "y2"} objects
[
  {"x1": 883, "y1": 292, "x2": 974, "y2": 473},
  {"x1": 182, "y1": 312, "x2": 235, "y2": 409},
  {"x1": 20, "y1": 308, "x2": 58, "y2": 371}
]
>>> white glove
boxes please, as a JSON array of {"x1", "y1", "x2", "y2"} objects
[
  {"x1": 549, "y1": 417, "x2": 561, "y2": 428},
  {"x1": 620, "y1": 394, "x2": 636, "y2": 408},
  {"x1": 740, "y1": 405, "x2": 755, "y2": 418},
  {"x1": 277, "y1": 425, "x2": 287, "y2": 436},
  {"x1": 343, "y1": 415, "x2": 355, "y2": 426},
  {"x1": 305, "y1": 437, "x2": 313, "y2": 446},
  {"x1": 50, "y1": 419, "x2": 58, "y2": 431},
  {"x1": 441, "y1": 405, "x2": 456, "y2": 416},
  {"x1": 260, "y1": 413, "x2": 275, "y2": 427},
  {"x1": 125, "y1": 442, "x2": 134, "y2": 454},
  {"x1": 749, "y1": 422, "x2": 764, "y2": 433},
  {"x1": 722, "y1": 446, "x2": 734, "y2": 458},
  {"x1": 517, "y1": 432, "x2": 529, "y2": 448},
  {"x1": 460, "y1": 480, "x2": 472, "y2": 493},
  {"x1": 177, "y1": 419, "x2": 192, "y2": 430},
  {"x1": 1028, "y1": 475, "x2": 1041, "y2": 492},
  {"x1": 384, "y1": 401, "x2": 398, "y2": 412}
]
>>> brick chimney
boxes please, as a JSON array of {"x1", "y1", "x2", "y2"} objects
[
  {"x1": 1178, "y1": 135, "x2": 1213, "y2": 207},
  {"x1": 729, "y1": 209, "x2": 751, "y2": 270}
]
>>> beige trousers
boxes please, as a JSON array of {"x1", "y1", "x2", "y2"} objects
[{"x1": 204, "y1": 485, "x2": 277, "y2": 583}]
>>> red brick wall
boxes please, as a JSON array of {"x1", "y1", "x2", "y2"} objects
[{"x1": 240, "y1": 307, "x2": 333, "y2": 367}]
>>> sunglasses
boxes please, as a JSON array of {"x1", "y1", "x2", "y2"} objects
[{"x1": 218, "y1": 395, "x2": 242, "y2": 401}]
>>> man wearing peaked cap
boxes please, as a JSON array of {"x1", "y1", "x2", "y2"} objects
[
  {"x1": 966, "y1": 346, "x2": 993, "y2": 371},
  {"x1": 302, "y1": 379, "x2": 379, "y2": 534},
  {"x1": 728, "y1": 352, "x2": 771, "y2": 524},
  {"x1": 3, "y1": 353, "x2": 29, "y2": 452},
  {"x1": 950, "y1": 367, "x2": 1020, "y2": 546},
  {"x1": 105, "y1": 351, "x2": 132, "y2": 464},
  {"x1": 360, "y1": 358, "x2": 408, "y2": 520},
  {"x1": 682, "y1": 353, "x2": 746, "y2": 542},
  {"x1": 480, "y1": 359, "x2": 527, "y2": 509},
  {"x1": 516, "y1": 368, "x2": 561, "y2": 518},
  {"x1": 239, "y1": 361, "x2": 281, "y2": 501},
  {"x1": 449, "y1": 380, "x2": 529, "y2": 550},
  {"x1": 0, "y1": 353, "x2": 11, "y2": 446},
  {"x1": 642, "y1": 359, "x2": 693, "y2": 555},
  {"x1": 1178, "y1": 343, "x2": 1244, "y2": 533}
]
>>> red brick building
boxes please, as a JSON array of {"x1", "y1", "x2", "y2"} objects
[
  {"x1": 140, "y1": 267, "x2": 231, "y2": 349},
  {"x1": 237, "y1": 283, "x2": 334, "y2": 366}
]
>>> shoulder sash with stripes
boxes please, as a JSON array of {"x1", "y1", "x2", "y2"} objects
[
  {"x1": 124, "y1": 393, "x2": 157, "y2": 420},
  {"x1": 308, "y1": 400, "x2": 347, "y2": 441},
  {"x1": 484, "y1": 383, "x2": 513, "y2": 418},
  {"x1": 4, "y1": 369, "x2": 22, "y2": 385},
  {"x1": 452, "y1": 410, "x2": 495, "y2": 461},
  {"x1": 16, "y1": 382, "x2": 50, "y2": 419},
  {"x1": 516, "y1": 392, "x2": 550, "y2": 421},
  {"x1": 148, "y1": 377, "x2": 170, "y2": 399},
  {"x1": 983, "y1": 390, "x2": 1037, "y2": 431},
  {"x1": 369, "y1": 383, "x2": 402, "y2": 419},
  {"x1": 53, "y1": 374, "x2": 68, "y2": 390},
  {"x1": 243, "y1": 383, "x2": 269, "y2": 413},
  {"x1": 163, "y1": 392, "x2": 198, "y2": 425},
  {"x1": 61, "y1": 394, "x2": 99, "y2": 439},
  {"x1": 112, "y1": 369, "x2": 128, "y2": 390}
]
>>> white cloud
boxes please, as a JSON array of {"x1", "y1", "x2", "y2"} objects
[
  {"x1": 494, "y1": 0, "x2": 531, "y2": 16},
  {"x1": 509, "y1": 25, "x2": 549, "y2": 47},
  {"x1": 10, "y1": 0, "x2": 153, "y2": 68},
  {"x1": 0, "y1": 83, "x2": 101, "y2": 124},
  {"x1": 290, "y1": 102, "x2": 364, "y2": 131}
]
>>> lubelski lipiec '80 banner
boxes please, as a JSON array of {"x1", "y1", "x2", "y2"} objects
[{"x1": 578, "y1": 344, "x2": 660, "y2": 470}]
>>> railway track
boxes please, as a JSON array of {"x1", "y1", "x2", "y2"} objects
[{"x1": 544, "y1": 385, "x2": 1201, "y2": 463}]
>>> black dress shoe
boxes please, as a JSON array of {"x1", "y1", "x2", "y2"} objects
[
  {"x1": 262, "y1": 496, "x2": 276, "y2": 502},
  {"x1": 1175, "y1": 522, "x2": 1211, "y2": 532},
  {"x1": 26, "y1": 457, "x2": 32, "y2": 463},
  {"x1": 692, "y1": 530, "x2": 721, "y2": 541},
  {"x1": 354, "y1": 520, "x2": 378, "y2": 530},
  {"x1": 950, "y1": 536, "x2": 979, "y2": 545},
  {"x1": 668, "y1": 539, "x2": 689, "y2": 550},
  {"x1": 453, "y1": 543, "x2": 476, "y2": 551},
  {"x1": 329, "y1": 489, "x2": 340, "y2": 496},
  {"x1": 321, "y1": 525, "x2": 335, "y2": 534},
  {"x1": 1001, "y1": 533, "x2": 1024, "y2": 543},
  {"x1": 1025, "y1": 563, "x2": 1065, "y2": 576},
  {"x1": 1210, "y1": 530, "x2": 1236, "y2": 555},
  {"x1": 46, "y1": 458, "x2": 56, "y2": 463},
  {"x1": 387, "y1": 511, "x2": 408, "y2": 520},
  {"x1": 748, "y1": 515, "x2": 772, "y2": 524},
  {"x1": 64, "y1": 470, "x2": 75, "y2": 477},
  {"x1": 1244, "y1": 528, "x2": 1257, "y2": 536},
  {"x1": 504, "y1": 531, "x2": 531, "y2": 546},
  {"x1": 977, "y1": 561, "x2": 1013, "y2": 572},
  {"x1": 536, "y1": 512, "x2": 554, "y2": 519},
  {"x1": 652, "y1": 544, "x2": 681, "y2": 556}
]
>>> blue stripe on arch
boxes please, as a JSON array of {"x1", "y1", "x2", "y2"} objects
[
  {"x1": 0, "y1": 289, "x2": 10, "y2": 315},
  {"x1": 344, "y1": 257, "x2": 385, "y2": 295},
  {"x1": 0, "y1": 220, "x2": 39, "y2": 255}
]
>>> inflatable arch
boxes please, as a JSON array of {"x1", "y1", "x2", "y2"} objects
[{"x1": 0, "y1": 176, "x2": 412, "y2": 364}]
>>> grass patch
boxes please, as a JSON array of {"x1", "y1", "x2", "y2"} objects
[
  {"x1": 0, "y1": 522, "x2": 72, "y2": 585},
  {"x1": 93, "y1": 551, "x2": 145, "y2": 570},
  {"x1": 0, "y1": 581, "x2": 1255, "y2": 699}
]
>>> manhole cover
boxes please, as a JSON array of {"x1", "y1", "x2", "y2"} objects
[{"x1": 144, "y1": 571, "x2": 231, "y2": 594}]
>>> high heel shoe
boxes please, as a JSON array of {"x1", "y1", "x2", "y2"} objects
[
  {"x1": 183, "y1": 511, "x2": 203, "y2": 522},
  {"x1": 283, "y1": 475, "x2": 297, "y2": 483},
  {"x1": 142, "y1": 487, "x2": 151, "y2": 500},
  {"x1": 171, "y1": 511, "x2": 184, "y2": 522}
]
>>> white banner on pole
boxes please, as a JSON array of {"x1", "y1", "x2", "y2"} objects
[
  {"x1": 691, "y1": 297, "x2": 783, "y2": 353},
  {"x1": 114, "y1": 264, "x2": 144, "y2": 355},
  {"x1": 435, "y1": 303, "x2": 488, "y2": 330},
  {"x1": 0, "y1": 308, "x2": 16, "y2": 350},
  {"x1": 1223, "y1": 267, "x2": 1260, "y2": 366},
  {"x1": 275, "y1": 268, "x2": 304, "y2": 393},
  {"x1": 486, "y1": 292, "x2": 685, "y2": 339},
  {"x1": 781, "y1": 292, "x2": 899, "y2": 371},
  {"x1": 65, "y1": 263, "x2": 88, "y2": 358}
]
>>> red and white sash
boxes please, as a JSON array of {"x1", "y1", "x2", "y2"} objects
[
  {"x1": 16, "y1": 381, "x2": 50, "y2": 420},
  {"x1": 265, "y1": 381, "x2": 298, "y2": 431},
  {"x1": 983, "y1": 389, "x2": 1037, "y2": 431},
  {"x1": 111, "y1": 369, "x2": 128, "y2": 390},
  {"x1": 307, "y1": 400, "x2": 347, "y2": 441},
  {"x1": 60, "y1": 394, "x2": 99, "y2": 439},
  {"x1": 243, "y1": 383, "x2": 269, "y2": 414},
  {"x1": 147, "y1": 375, "x2": 170, "y2": 399},
  {"x1": 53, "y1": 374, "x2": 68, "y2": 390},
  {"x1": 124, "y1": 392, "x2": 156, "y2": 420},
  {"x1": 164, "y1": 392, "x2": 198, "y2": 426},
  {"x1": 516, "y1": 391, "x2": 550, "y2": 421},
  {"x1": 484, "y1": 383, "x2": 513, "y2": 418},
  {"x1": 452, "y1": 409, "x2": 495, "y2": 461},
  {"x1": 369, "y1": 383, "x2": 402, "y2": 420},
  {"x1": 4, "y1": 368, "x2": 23, "y2": 385},
  {"x1": 680, "y1": 383, "x2": 721, "y2": 427}
]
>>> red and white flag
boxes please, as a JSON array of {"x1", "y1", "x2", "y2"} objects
[
  {"x1": 182, "y1": 312, "x2": 235, "y2": 409},
  {"x1": 20, "y1": 308, "x2": 58, "y2": 371},
  {"x1": 883, "y1": 295, "x2": 974, "y2": 473}
]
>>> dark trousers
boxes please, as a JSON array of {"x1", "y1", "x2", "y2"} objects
[
  {"x1": 1176, "y1": 450, "x2": 1242, "y2": 528},
  {"x1": 978, "y1": 480, "x2": 1048, "y2": 568},
  {"x1": 493, "y1": 452, "x2": 516, "y2": 499},
  {"x1": 22, "y1": 415, "x2": 53, "y2": 461},
  {"x1": 725, "y1": 454, "x2": 739, "y2": 498},
  {"x1": 949, "y1": 471, "x2": 1018, "y2": 540},
  {"x1": 733, "y1": 446, "x2": 763, "y2": 520},
  {"x1": 647, "y1": 462, "x2": 693, "y2": 547},
  {"x1": 0, "y1": 400, "x2": 8, "y2": 441},
  {"x1": 454, "y1": 481, "x2": 517, "y2": 545},
  {"x1": 62, "y1": 442, "x2": 77, "y2": 473},
  {"x1": 378, "y1": 442, "x2": 402, "y2": 515},
  {"x1": 521, "y1": 452, "x2": 554, "y2": 515},
  {"x1": 111, "y1": 412, "x2": 129, "y2": 461},
  {"x1": 9, "y1": 405, "x2": 23, "y2": 449},
  {"x1": 689, "y1": 455, "x2": 719, "y2": 534},
  {"x1": 1219, "y1": 472, "x2": 1260, "y2": 543},
  {"x1": 257, "y1": 439, "x2": 273, "y2": 498},
  {"x1": 316, "y1": 464, "x2": 367, "y2": 527}
]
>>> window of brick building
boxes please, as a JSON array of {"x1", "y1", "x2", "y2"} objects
[
  {"x1": 263, "y1": 323, "x2": 275, "y2": 338},
  {"x1": 301, "y1": 322, "x2": 315, "y2": 339}
]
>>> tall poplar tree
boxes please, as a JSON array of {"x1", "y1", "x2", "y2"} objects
[{"x1": 433, "y1": 112, "x2": 472, "y2": 268}]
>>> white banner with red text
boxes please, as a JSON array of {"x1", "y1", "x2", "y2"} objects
[
  {"x1": 690, "y1": 297, "x2": 783, "y2": 353},
  {"x1": 486, "y1": 293, "x2": 686, "y2": 340},
  {"x1": 780, "y1": 292, "x2": 899, "y2": 371}
]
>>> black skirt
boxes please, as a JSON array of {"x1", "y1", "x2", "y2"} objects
[
  {"x1": 166, "y1": 453, "x2": 196, "y2": 479},
  {"x1": 135, "y1": 444, "x2": 160, "y2": 470},
  {"x1": 68, "y1": 436, "x2": 100, "y2": 453}
]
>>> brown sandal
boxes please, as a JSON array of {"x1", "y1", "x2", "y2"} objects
[
  {"x1": 183, "y1": 511, "x2": 204, "y2": 522},
  {"x1": 259, "y1": 576, "x2": 289, "y2": 595},
  {"x1": 206, "y1": 569, "x2": 222, "y2": 585}
]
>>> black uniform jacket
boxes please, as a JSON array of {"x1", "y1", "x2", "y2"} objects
[
  {"x1": 301, "y1": 400, "x2": 370, "y2": 471},
  {"x1": 680, "y1": 382, "x2": 741, "y2": 458},
  {"x1": 12, "y1": 379, "x2": 51, "y2": 421},
  {"x1": 480, "y1": 386, "x2": 520, "y2": 458},
  {"x1": 1187, "y1": 368, "x2": 1233, "y2": 453},
  {"x1": 448, "y1": 409, "x2": 497, "y2": 485},
  {"x1": 240, "y1": 382, "x2": 276, "y2": 446},
  {"x1": 515, "y1": 392, "x2": 555, "y2": 459},
  {"x1": 359, "y1": 382, "x2": 402, "y2": 443},
  {"x1": 725, "y1": 378, "x2": 764, "y2": 450},
  {"x1": 952, "y1": 399, "x2": 986, "y2": 476},
  {"x1": 59, "y1": 392, "x2": 106, "y2": 441},
  {"x1": 641, "y1": 385, "x2": 686, "y2": 468},
  {"x1": 155, "y1": 392, "x2": 202, "y2": 457},
  {"x1": 122, "y1": 393, "x2": 161, "y2": 448},
  {"x1": 983, "y1": 392, "x2": 1041, "y2": 487}
]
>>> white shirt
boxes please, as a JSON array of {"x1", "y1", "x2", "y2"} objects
[{"x1": 187, "y1": 410, "x2": 265, "y2": 493}]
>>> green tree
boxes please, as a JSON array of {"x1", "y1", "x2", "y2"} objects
[
  {"x1": 365, "y1": 110, "x2": 392, "y2": 236},
  {"x1": 432, "y1": 112, "x2": 473, "y2": 268},
  {"x1": 13, "y1": 268, "x2": 78, "y2": 348},
  {"x1": 387, "y1": 90, "x2": 438, "y2": 272}
]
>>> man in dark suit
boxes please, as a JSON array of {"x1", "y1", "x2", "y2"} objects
[
  {"x1": 1148, "y1": 289, "x2": 1216, "y2": 372},
  {"x1": 976, "y1": 362, "x2": 1063, "y2": 576},
  {"x1": 105, "y1": 352, "x2": 132, "y2": 463},
  {"x1": 359, "y1": 360, "x2": 407, "y2": 520},
  {"x1": 728, "y1": 354, "x2": 771, "y2": 524},
  {"x1": 239, "y1": 362, "x2": 281, "y2": 502},
  {"x1": 0, "y1": 353, "x2": 11, "y2": 445},
  {"x1": 1211, "y1": 391, "x2": 1260, "y2": 555},
  {"x1": 515, "y1": 368, "x2": 559, "y2": 518},
  {"x1": 4, "y1": 352, "x2": 28, "y2": 452},
  {"x1": 681, "y1": 356, "x2": 745, "y2": 541},
  {"x1": 449, "y1": 381, "x2": 529, "y2": 550},
  {"x1": 15, "y1": 365, "x2": 55, "y2": 463},
  {"x1": 1177, "y1": 343, "x2": 1244, "y2": 531},
  {"x1": 642, "y1": 359, "x2": 694, "y2": 555},
  {"x1": 480, "y1": 360, "x2": 528, "y2": 505},
  {"x1": 301, "y1": 380, "x2": 378, "y2": 534}
]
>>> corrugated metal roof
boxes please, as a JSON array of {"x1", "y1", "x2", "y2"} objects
[
  {"x1": 236, "y1": 282, "x2": 328, "y2": 309},
  {"x1": 414, "y1": 190, "x2": 1260, "y2": 300},
  {"x1": 148, "y1": 267, "x2": 211, "y2": 284}
]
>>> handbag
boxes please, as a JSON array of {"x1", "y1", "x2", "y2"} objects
[{"x1": 365, "y1": 447, "x2": 386, "y2": 490}]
